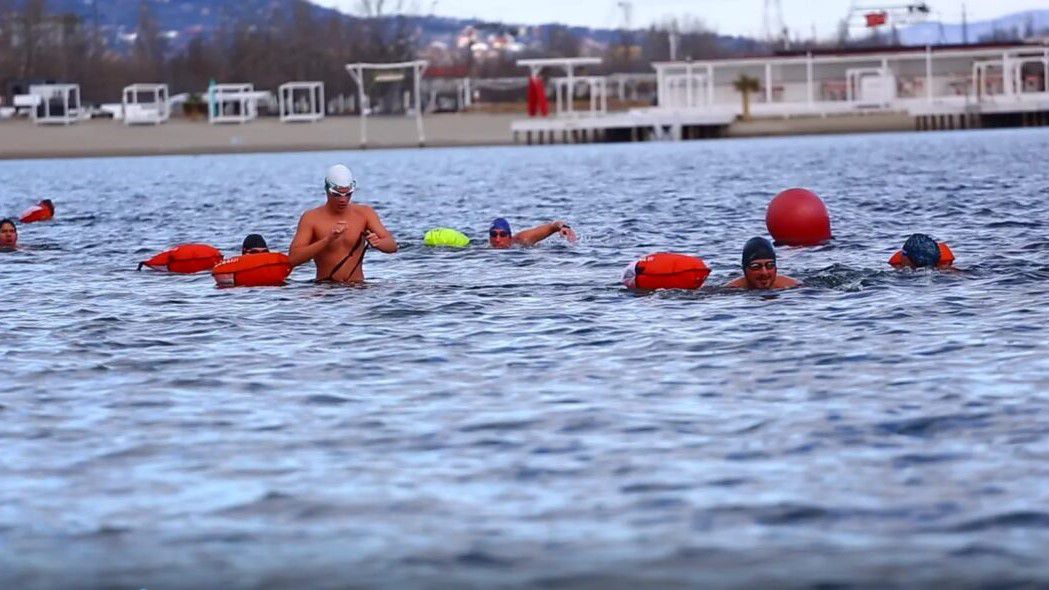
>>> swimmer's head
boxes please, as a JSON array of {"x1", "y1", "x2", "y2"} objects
[
  {"x1": 489, "y1": 218, "x2": 512, "y2": 249},
  {"x1": 324, "y1": 164, "x2": 356, "y2": 210},
  {"x1": 0, "y1": 218, "x2": 16, "y2": 249},
  {"x1": 242, "y1": 233, "x2": 269, "y2": 255},
  {"x1": 742, "y1": 236, "x2": 778, "y2": 289},
  {"x1": 902, "y1": 233, "x2": 940, "y2": 268},
  {"x1": 40, "y1": 199, "x2": 54, "y2": 214}
]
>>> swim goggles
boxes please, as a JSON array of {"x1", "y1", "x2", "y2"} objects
[{"x1": 325, "y1": 178, "x2": 357, "y2": 197}]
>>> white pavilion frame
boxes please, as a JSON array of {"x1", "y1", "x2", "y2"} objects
[
  {"x1": 29, "y1": 84, "x2": 82, "y2": 125},
  {"x1": 122, "y1": 84, "x2": 170, "y2": 125},
  {"x1": 279, "y1": 81, "x2": 325, "y2": 123},
  {"x1": 517, "y1": 57, "x2": 603, "y2": 117},
  {"x1": 648, "y1": 45, "x2": 1049, "y2": 120},
  {"x1": 209, "y1": 83, "x2": 258, "y2": 124},
  {"x1": 345, "y1": 60, "x2": 429, "y2": 147},
  {"x1": 553, "y1": 76, "x2": 608, "y2": 116}
]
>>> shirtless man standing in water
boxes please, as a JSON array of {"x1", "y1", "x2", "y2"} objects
[{"x1": 288, "y1": 164, "x2": 397, "y2": 282}]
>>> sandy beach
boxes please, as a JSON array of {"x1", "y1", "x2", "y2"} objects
[
  {"x1": 0, "y1": 113, "x2": 522, "y2": 160},
  {"x1": 0, "y1": 111, "x2": 918, "y2": 160}
]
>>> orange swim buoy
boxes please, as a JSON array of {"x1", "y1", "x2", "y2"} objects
[
  {"x1": 138, "y1": 243, "x2": 223, "y2": 274},
  {"x1": 19, "y1": 200, "x2": 55, "y2": 224},
  {"x1": 623, "y1": 252, "x2": 710, "y2": 290},
  {"x1": 211, "y1": 252, "x2": 292, "y2": 288},
  {"x1": 889, "y1": 243, "x2": 955, "y2": 268}
]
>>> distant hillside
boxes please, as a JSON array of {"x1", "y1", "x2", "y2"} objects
[
  {"x1": 19, "y1": 0, "x2": 757, "y2": 57},
  {"x1": 19, "y1": 0, "x2": 346, "y2": 51},
  {"x1": 898, "y1": 9, "x2": 1049, "y2": 45}
]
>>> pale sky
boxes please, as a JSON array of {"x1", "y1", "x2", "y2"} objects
[{"x1": 315, "y1": 0, "x2": 1049, "y2": 39}]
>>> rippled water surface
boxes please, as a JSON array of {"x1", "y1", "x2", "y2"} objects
[{"x1": 3, "y1": 129, "x2": 1049, "y2": 588}]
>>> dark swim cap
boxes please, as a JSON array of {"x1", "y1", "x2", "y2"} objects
[
  {"x1": 490, "y1": 218, "x2": 512, "y2": 234},
  {"x1": 742, "y1": 236, "x2": 776, "y2": 268},
  {"x1": 242, "y1": 233, "x2": 268, "y2": 252},
  {"x1": 40, "y1": 199, "x2": 55, "y2": 213},
  {"x1": 0, "y1": 218, "x2": 15, "y2": 230},
  {"x1": 902, "y1": 233, "x2": 940, "y2": 268}
]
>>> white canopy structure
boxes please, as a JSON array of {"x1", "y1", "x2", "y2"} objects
[
  {"x1": 517, "y1": 57, "x2": 603, "y2": 117},
  {"x1": 209, "y1": 83, "x2": 260, "y2": 124},
  {"x1": 122, "y1": 84, "x2": 170, "y2": 125},
  {"x1": 345, "y1": 60, "x2": 428, "y2": 147},
  {"x1": 28, "y1": 84, "x2": 82, "y2": 125},
  {"x1": 279, "y1": 81, "x2": 325, "y2": 123}
]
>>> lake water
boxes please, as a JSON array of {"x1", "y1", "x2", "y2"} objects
[{"x1": 2, "y1": 129, "x2": 1049, "y2": 589}]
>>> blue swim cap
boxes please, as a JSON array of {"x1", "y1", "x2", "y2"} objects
[
  {"x1": 742, "y1": 236, "x2": 776, "y2": 268},
  {"x1": 490, "y1": 218, "x2": 512, "y2": 234},
  {"x1": 902, "y1": 233, "x2": 940, "y2": 267}
]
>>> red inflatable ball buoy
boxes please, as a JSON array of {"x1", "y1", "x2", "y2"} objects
[
  {"x1": 19, "y1": 200, "x2": 55, "y2": 224},
  {"x1": 889, "y1": 243, "x2": 955, "y2": 268},
  {"x1": 138, "y1": 243, "x2": 223, "y2": 274},
  {"x1": 623, "y1": 252, "x2": 710, "y2": 290},
  {"x1": 212, "y1": 252, "x2": 292, "y2": 288},
  {"x1": 765, "y1": 188, "x2": 832, "y2": 246}
]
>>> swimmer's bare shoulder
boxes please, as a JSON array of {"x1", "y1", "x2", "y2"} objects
[{"x1": 723, "y1": 276, "x2": 800, "y2": 290}]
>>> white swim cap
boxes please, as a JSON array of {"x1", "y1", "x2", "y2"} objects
[{"x1": 325, "y1": 164, "x2": 356, "y2": 195}]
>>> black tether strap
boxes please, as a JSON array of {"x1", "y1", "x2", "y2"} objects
[{"x1": 320, "y1": 235, "x2": 368, "y2": 283}]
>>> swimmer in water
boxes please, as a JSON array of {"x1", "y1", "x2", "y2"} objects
[
  {"x1": 288, "y1": 164, "x2": 397, "y2": 283},
  {"x1": 892, "y1": 233, "x2": 951, "y2": 269},
  {"x1": 241, "y1": 233, "x2": 269, "y2": 255},
  {"x1": 725, "y1": 237, "x2": 799, "y2": 290},
  {"x1": 488, "y1": 217, "x2": 578, "y2": 249},
  {"x1": 0, "y1": 218, "x2": 17, "y2": 251}
]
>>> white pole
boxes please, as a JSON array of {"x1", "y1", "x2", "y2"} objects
[
  {"x1": 706, "y1": 64, "x2": 714, "y2": 106},
  {"x1": 566, "y1": 65, "x2": 575, "y2": 115},
  {"x1": 351, "y1": 67, "x2": 367, "y2": 147},
  {"x1": 925, "y1": 46, "x2": 933, "y2": 103},
  {"x1": 765, "y1": 62, "x2": 772, "y2": 104},
  {"x1": 656, "y1": 66, "x2": 664, "y2": 107},
  {"x1": 414, "y1": 63, "x2": 425, "y2": 146},
  {"x1": 806, "y1": 52, "x2": 814, "y2": 107},
  {"x1": 1002, "y1": 52, "x2": 1012, "y2": 97},
  {"x1": 686, "y1": 64, "x2": 694, "y2": 108}
]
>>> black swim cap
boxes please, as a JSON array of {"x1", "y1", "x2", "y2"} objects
[
  {"x1": 902, "y1": 233, "x2": 940, "y2": 267},
  {"x1": 242, "y1": 233, "x2": 268, "y2": 253},
  {"x1": 0, "y1": 218, "x2": 15, "y2": 230},
  {"x1": 742, "y1": 237, "x2": 776, "y2": 268}
]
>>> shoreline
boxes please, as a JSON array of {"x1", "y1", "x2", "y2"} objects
[{"x1": 1, "y1": 111, "x2": 921, "y2": 161}]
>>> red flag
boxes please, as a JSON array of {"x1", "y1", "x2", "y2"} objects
[{"x1": 865, "y1": 12, "x2": 888, "y2": 27}]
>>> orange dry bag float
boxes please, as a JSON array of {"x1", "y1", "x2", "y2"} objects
[
  {"x1": 19, "y1": 200, "x2": 55, "y2": 223},
  {"x1": 622, "y1": 253, "x2": 711, "y2": 290},
  {"x1": 138, "y1": 243, "x2": 223, "y2": 273},
  {"x1": 211, "y1": 252, "x2": 292, "y2": 288},
  {"x1": 889, "y1": 243, "x2": 955, "y2": 268}
]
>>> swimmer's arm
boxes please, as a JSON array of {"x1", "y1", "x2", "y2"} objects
[
  {"x1": 364, "y1": 207, "x2": 398, "y2": 253},
  {"x1": 724, "y1": 276, "x2": 748, "y2": 289},
  {"x1": 287, "y1": 214, "x2": 337, "y2": 267},
  {"x1": 776, "y1": 276, "x2": 801, "y2": 289},
  {"x1": 513, "y1": 220, "x2": 572, "y2": 246}
]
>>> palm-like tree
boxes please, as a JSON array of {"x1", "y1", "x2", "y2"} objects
[{"x1": 732, "y1": 74, "x2": 761, "y2": 121}]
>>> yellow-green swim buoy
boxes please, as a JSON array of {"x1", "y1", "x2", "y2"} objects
[{"x1": 423, "y1": 228, "x2": 471, "y2": 248}]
